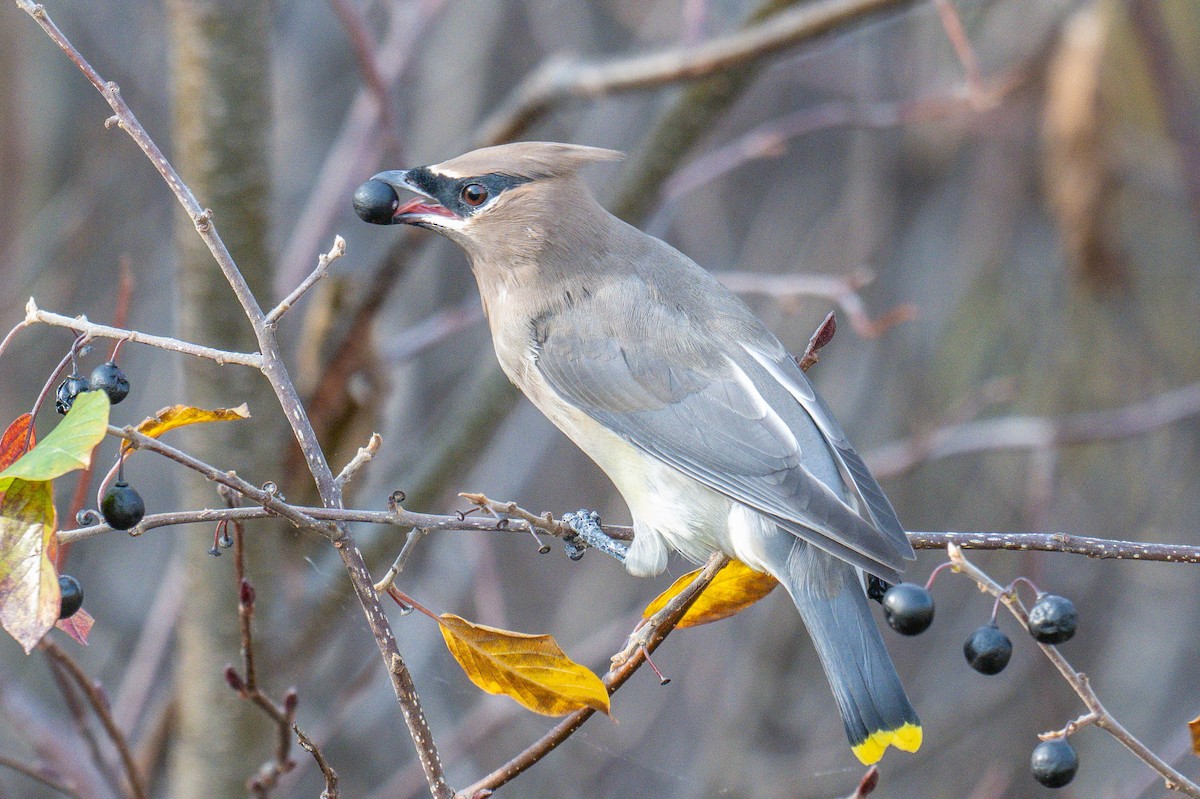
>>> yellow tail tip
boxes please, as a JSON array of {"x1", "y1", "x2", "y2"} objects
[{"x1": 851, "y1": 723, "x2": 923, "y2": 764}]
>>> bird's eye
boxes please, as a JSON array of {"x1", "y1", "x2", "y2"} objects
[{"x1": 461, "y1": 183, "x2": 489, "y2": 207}]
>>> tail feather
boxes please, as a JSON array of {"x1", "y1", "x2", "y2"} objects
[{"x1": 774, "y1": 537, "x2": 920, "y2": 764}]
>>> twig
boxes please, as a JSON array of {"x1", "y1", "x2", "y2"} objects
[
  {"x1": 0, "y1": 754, "x2": 82, "y2": 799},
  {"x1": 1127, "y1": 0, "x2": 1200, "y2": 226},
  {"x1": 106, "y1": 425, "x2": 333, "y2": 535},
  {"x1": 373, "y1": 527, "x2": 427, "y2": 594},
  {"x1": 40, "y1": 640, "x2": 148, "y2": 799},
  {"x1": 265, "y1": 235, "x2": 345, "y2": 325},
  {"x1": 713, "y1": 269, "x2": 916, "y2": 338},
  {"x1": 663, "y1": 67, "x2": 1026, "y2": 203},
  {"x1": 224, "y1": 504, "x2": 298, "y2": 798},
  {"x1": 27, "y1": 299, "x2": 263, "y2": 367},
  {"x1": 43, "y1": 651, "x2": 123, "y2": 796},
  {"x1": 294, "y1": 724, "x2": 338, "y2": 799},
  {"x1": 477, "y1": 0, "x2": 915, "y2": 145},
  {"x1": 932, "y1": 0, "x2": 984, "y2": 103},
  {"x1": 866, "y1": 380, "x2": 1200, "y2": 478},
  {"x1": 796, "y1": 311, "x2": 837, "y2": 371},
  {"x1": 334, "y1": 432, "x2": 382, "y2": 490},
  {"x1": 325, "y1": 0, "x2": 398, "y2": 149},
  {"x1": 0, "y1": 318, "x2": 33, "y2": 361},
  {"x1": 455, "y1": 552, "x2": 731, "y2": 798},
  {"x1": 911, "y1": 531, "x2": 1200, "y2": 564},
  {"x1": 275, "y1": 0, "x2": 446, "y2": 293},
  {"x1": 947, "y1": 544, "x2": 1200, "y2": 799},
  {"x1": 843, "y1": 766, "x2": 879, "y2": 799}
]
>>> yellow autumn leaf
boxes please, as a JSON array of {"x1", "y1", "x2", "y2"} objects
[
  {"x1": 1189, "y1": 714, "x2": 1200, "y2": 756},
  {"x1": 642, "y1": 559, "x2": 778, "y2": 628},
  {"x1": 134, "y1": 403, "x2": 250, "y2": 439},
  {"x1": 438, "y1": 613, "x2": 610, "y2": 716}
]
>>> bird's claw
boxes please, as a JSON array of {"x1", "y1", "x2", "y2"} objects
[
  {"x1": 865, "y1": 574, "x2": 892, "y2": 605},
  {"x1": 562, "y1": 509, "x2": 627, "y2": 563}
]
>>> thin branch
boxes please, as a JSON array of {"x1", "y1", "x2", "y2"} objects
[
  {"x1": 910, "y1": 531, "x2": 1200, "y2": 564},
  {"x1": 0, "y1": 754, "x2": 82, "y2": 799},
  {"x1": 455, "y1": 553, "x2": 731, "y2": 798},
  {"x1": 225, "y1": 504, "x2": 298, "y2": 798},
  {"x1": 713, "y1": 269, "x2": 916, "y2": 338},
  {"x1": 1127, "y1": 0, "x2": 1200, "y2": 226},
  {"x1": 44, "y1": 649, "x2": 125, "y2": 797},
  {"x1": 275, "y1": 0, "x2": 446, "y2": 292},
  {"x1": 14, "y1": 1, "x2": 266, "y2": 324},
  {"x1": 325, "y1": 0, "x2": 398, "y2": 148},
  {"x1": 335, "y1": 432, "x2": 382, "y2": 490},
  {"x1": 477, "y1": 0, "x2": 915, "y2": 145},
  {"x1": 61, "y1": 493, "x2": 1200, "y2": 565},
  {"x1": 866, "y1": 380, "x2": 1200, "y2": 478},
  {"x1": 932, "y1": 0, "x2": 983, "y2": 102},
  {"x1": 265, "y1": 235, "x2": 345, "y2": 325},
  {"x1": 106, "y1": 425, "x2": 333, "y2": 535},
  {"x1": 663, "y1": 67, "x2": 1027, "y2": 203},
  {"x1": 294, "y1": 724, "x2": 338, "y2": 799},
  {"x1": 40, "y1": 641, "x2": 148, "y2": 799},
  {"x1": 947, "y1": 544, "x2": 1200, "y2": 799},
  {"x1": 27, "y1": 299, "x2": 263, "y2": 367},
  {"x1": 0, "y1": 318, "x2": 33, "y2": 361}
]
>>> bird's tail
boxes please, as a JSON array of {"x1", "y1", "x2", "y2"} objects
[{"x1": 773, "y1": 539, "x2": 921, "y2": 764}]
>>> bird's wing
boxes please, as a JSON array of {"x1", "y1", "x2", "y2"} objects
[{"x1": 532, "y1": 288, "x2": 912, "y2": 577}]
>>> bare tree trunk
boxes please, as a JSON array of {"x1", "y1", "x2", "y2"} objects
[{"x1": 165, "y1": 2, "x2": 283, "y2": 797}]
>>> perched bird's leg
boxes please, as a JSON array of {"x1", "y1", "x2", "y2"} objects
[
  {"x1": 865, "y1": 574, "x2": 893, "y2": 605},
  {"x1": 561, "y1": 509, "x2": 629, "y2": 563}
]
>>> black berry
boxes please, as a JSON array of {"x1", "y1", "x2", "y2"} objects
[
  {"x1": 101, "y1": 480, "x2": 145, "y2": 530},
  {"x1": 964, "y1": 623, "x2": 1012, "y2": 674},
  {"x1": 882, "y1": 582, "x2": 935, "y2": 635},
  {"x1": 1027, "y1": 594, "x2": 1077, "y2": 645},
  {"x1": 1031, "y1": 738, "x2": 1078, "y2": 788},
  {"x1": 55, "y1": 375, "x2": 90, "y2": 415},
  {"x1": 353, "y1": 180, "x2": 400, "y2": 225},
  {"x1": 58, "y1": 574, "x2": 83, "y2": 619},
  {"x1": 89, "y1": 361, "x2": 130, "y2": 405}
]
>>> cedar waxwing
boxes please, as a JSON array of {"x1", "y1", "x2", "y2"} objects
[{"x1": 354, "y1": 142, "x2": 921, "y2": 764}]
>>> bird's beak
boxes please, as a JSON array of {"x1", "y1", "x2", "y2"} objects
[{"x1": 371, "y1": 170, "x2": 458, "y2": 225}]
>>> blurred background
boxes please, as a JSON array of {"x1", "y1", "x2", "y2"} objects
[{"x1": 2, "y1": 0, "x2": 1200, "y2": 797}]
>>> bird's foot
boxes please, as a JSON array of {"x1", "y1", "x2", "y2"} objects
[
  {"x1": 866, "y1": 574, "x2": 892, "y2": 605},
  {"x1": 561, "y1": 509, "x2": 628, "y2": 563}
]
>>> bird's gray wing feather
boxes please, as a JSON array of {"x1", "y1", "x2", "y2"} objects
[
  {"x1": 533, "y1": 294, "x2": 912, "y2": 576},
  {"x1": 740, "y1": 346, "x2": 910, "y2": 557}
]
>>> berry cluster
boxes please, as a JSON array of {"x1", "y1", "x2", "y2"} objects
[
  {"x1": 56, "y1": 359, "x2": 130, "y2": 414},
  {"x1": 879, "y1": 576, "x2": 1080, "y2": 788},
  {"x1": 53, "y1": 351, "x2": 146, "y2": 626}
]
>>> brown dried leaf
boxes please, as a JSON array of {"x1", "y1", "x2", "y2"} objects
[
  {"x1": 438, "y1": 613, "x2": 610, "y2": 716},
  {"x1": 134, "y1": 403, "x2": 250, "y2": 440},
  {"x1": 642, "y1": 559, "x2": 778, "y2": 628},
  {"x1": 0, "y1": 478, "x2": 58, "y2": 652},
  {"x1": 1190, "y1": 714, "x2": 1200, "y2": 756}
]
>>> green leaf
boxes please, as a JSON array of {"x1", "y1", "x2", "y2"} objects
[
  {"x1": 0, "y1": 478, "x2": 58, "y2": 653},
  {"x1": 0, "y1": 391, "x2": 109, "y2": 481}
]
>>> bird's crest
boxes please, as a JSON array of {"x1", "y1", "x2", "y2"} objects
[{"x1": 431, "y1": 141, "x2": 624, "y2": 181}]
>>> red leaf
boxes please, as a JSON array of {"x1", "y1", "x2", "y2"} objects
[
  {"x1": 55, "y1": 607, "x2": 94, "y2": 646},
  {"x1": 0, "y1": 414, "x2": 34, "y2": 472}
]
